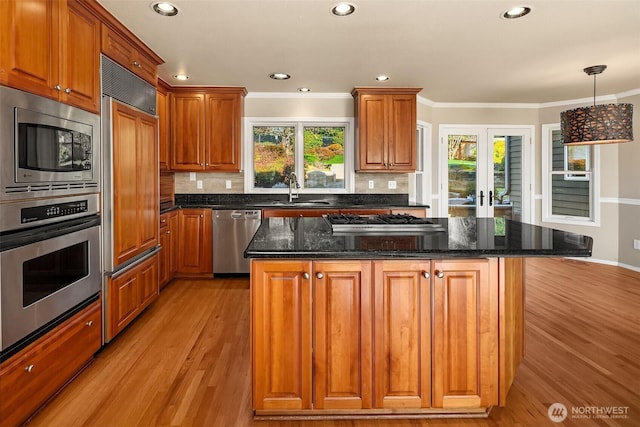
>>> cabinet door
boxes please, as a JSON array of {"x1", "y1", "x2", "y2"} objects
[
  {"x1": 168, "y1": 212, "x2": 179, "y2": 277},
  {"x1": 157, "y1": 88, "x2": 169, "y2": 170},
  {"x1": 313, "y1": 260, "x2": 372, "y2": 409},
  {"x1": 137, "y1": 112, "x2": 159, "y2": 253},
  {"x1": 252, "y1": 260, "x2": 313, "y2": 410},
  {"x1": 387, "y1": 94, "x2": 416, "y2": 171},
  {"x1": 204, "y1": 93, "x2": 241, "y2": 171},
  {"x1": 432, "y1": 258, "x2": 498, "y2": 408},
  {"x1": 60, "y1": 0, "x2": 100, "y2": 112},
  {"x1": 159, "y1": 221, "x2": 170, "y2": 287},
  {"x1": 177, "y1": 209, "x2": 212, "y2": 275},
  {"x1": 139, "y1": 253, "x2": 159, "y2": 310},
  {"x1": 107, "y1": 267, "x2": 140, "y2": 340},
  {"x1": 112, "y1": 103, "x2": 141, "y2": 264},
  {"x1": 0, "y1": 0, "x2": 59, "y2": 98},
  {"x1": 372, "y1": 260, "x2": 431, "y2": 408},
  {"x1": 358, "y1": 94, "x2": 388, "y2": 170},
  {"x1": 170, "y1": 93, "x2": 206, "y2": 170},
  {"x1": 112, "y1": 102, "x2": 159, "y2": 266}
]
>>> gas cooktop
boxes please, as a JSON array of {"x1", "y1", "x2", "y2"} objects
[{"x1": 323, "y1": 214, "x2": 445, "y2": 234}]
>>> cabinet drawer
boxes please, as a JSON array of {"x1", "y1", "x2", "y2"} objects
[{"x1": 0, "y1": 299, "x2": 102, "y2": 427}]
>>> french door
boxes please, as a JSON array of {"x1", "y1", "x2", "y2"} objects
[{"x1": 439, "y1": 126, "x2": 532, "y2": 221}]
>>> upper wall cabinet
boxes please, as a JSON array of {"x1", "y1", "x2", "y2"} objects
[
  {"x1": 351, "y1": 87, "x2": 421, "y2": 172},
  {"x1": 0, "y1": 0, "x2": 101, "y2": 113},
  {"x1": 170, "y1": 87, "x2": 247, "y2": 172},
  {"x1": 101, "y1": 24, "x2": 158, "y2": 86}
]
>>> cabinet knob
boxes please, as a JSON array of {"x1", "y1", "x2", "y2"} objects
[
  {"x1": 436, "y1": 271, "x2": 444, "y2": 278},
  {"x1": 25, "y1": 364, "x2": 35, "y2": 373},
  {"x1": 200, "y1": 214, "x2": 204, "y2": 218},
  {"x1": 86, "y1": 320, "x2": 94, "y2": 327},
  {"x1": 54, "y1": 84, "x2": 62, "y2": 91},
  {"x1": 133, "y1": 60, "x2": 142, "y2": 68},
  {"x1": 167, "y1": 230, "x2": 171, "y2": 234},
  {"x1": 64, "y1": 88, "x2": 72, "y2": 94},
  {"x1": 302, "y1": 272, "x2": 310, "y2": 279},
  {"x1": 422, "y1": 271, "x2": 430, "y2": 279},
  {"x1": 316, "y1": 272, "x2": 324, "y2": 279}
]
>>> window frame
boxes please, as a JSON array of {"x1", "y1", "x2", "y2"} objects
[
  {"x1": 244, "y1": 117, "x2": 354, "y2": 194},
  {"x1": 541, "y1": 123, "x2": 600, "y2": 226}
]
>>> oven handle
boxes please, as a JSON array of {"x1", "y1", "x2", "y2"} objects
[{"x1": 0, "y1": 215, "x2": 101, "y2": 252}]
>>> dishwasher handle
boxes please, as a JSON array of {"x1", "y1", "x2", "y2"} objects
[{"x1": 230, "y1": 211, "x2": 243, "y2": 219}]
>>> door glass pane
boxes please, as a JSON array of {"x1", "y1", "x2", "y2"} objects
[
  {"x1": 302, "y1": 126, "x2": 345, "y2": 189},
  {"x1": 448, "y1": 135, "x2": 477, "y2": 217},
  {"x1": 253, "y1": 126, "x2": 295, "y2": 189},
  {"x1": 493, "y1": 136, "x2": 522, "y2": 220}
]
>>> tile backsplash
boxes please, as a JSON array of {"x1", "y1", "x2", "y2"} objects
[{"x1": 174, "y1": 172, "x2": 409, "y2": 194}]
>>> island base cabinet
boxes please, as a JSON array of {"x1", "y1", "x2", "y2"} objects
[
  {"x1": 432, "y1": 259, "x2": 499, "y2": 409},
  {"x1": 313, "y1": 261, "x2": 373, "y2": 410},
  {"x1": 252, "y1": 260, "x2": 313, "y2": 410},
  {"x1": 251, "y1": 257, "x2": 513, "y2": 418},
  {"x1": 372, "y1": 260, "x2": 431, "y2": 409}
]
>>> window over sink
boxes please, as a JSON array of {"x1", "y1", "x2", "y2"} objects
[{"x1": 244, "y1": 118, "x2": 354, "y2": 193}]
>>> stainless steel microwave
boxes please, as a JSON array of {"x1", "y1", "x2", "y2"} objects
[{"x1": 0, "y1": 86, "x2": 100, "y2": 201}]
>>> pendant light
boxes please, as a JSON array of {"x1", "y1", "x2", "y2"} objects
[{"x1": 560, "y1": 65, "x2": 633, "y2": 145}]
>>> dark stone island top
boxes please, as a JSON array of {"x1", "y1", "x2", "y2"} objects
[{"x1": 244, "y1": 217, "x2": 593, "y2": 259}]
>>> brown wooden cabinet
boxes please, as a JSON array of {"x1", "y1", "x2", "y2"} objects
[
  {"x1": 352, "y1": 88, "x2": 421, "y2": 172},
  {"x1": 313, "y1": 260, "x2": 372, "y2": 410},
  {"x1": 0, "y1": 0, "x2": 101, "y2": 113},
  {"x1": 177, "y1": 209, "x2": 212, "y2": 276},
  {"x1": 252, "y1": 260, "x2": 313, "y2": 410},
  {"x1": 159, "y1": 210, "x2": 178, "y2": 288},
  {"x1": 106, "y1": 253, "x2": 159, "y2": 340},
  {"x1": 251, "y1": 257, "x2": 509, "y2": 418},
  {"x1": 157, "y1": 81, "x2": 170, "y2": 170},
  {"x1": 0, "y1": 299, "x2": 102, "y2": 427},
  {"x1": 111, "y1": 100, "x2": 159, "y2": 267},
  {"x1": 170, "y1": 87, "x2": 246, "y2": 172},
  {"x1": 372, "y1": 260, "x2": 431, "y2": 408},
  {"x1": 432, "y1": 258, "x2": 498, "y2": 409},
  {"x1": 101, "y1": 23, "x2": 158, "y2": 85}
]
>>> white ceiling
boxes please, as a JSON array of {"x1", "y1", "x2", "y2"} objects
[{"x1": 98, "y1": 0, "x2": 640, "y2": 104}]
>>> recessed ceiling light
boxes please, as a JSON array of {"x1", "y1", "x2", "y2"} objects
[
  {"x1": 376, "y1": 75, "x2": 390, "y2": 81},
  {"x1": 298, "y1": 87, "x2": 311, "y2": 92},
  {"x1": 331, "y1": 2, "x2": 356, "y2": 16},
  {"x1": 502, "y1": 6, "x2": 531, "y2": 19},
  {"x1": 269, "y1": 73, "x2": 291, "y2": 80},
  {"x1": 173, "y1": 73, "x2": 189, "y2": 81},
  {"x1": 151, "y1": 2, "x2": 178, "y2": 16}
]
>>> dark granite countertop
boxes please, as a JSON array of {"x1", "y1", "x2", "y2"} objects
[
  {"x1": 244, "y1": 217, "x2": 593, "y2": 259},
  {"x1": 173, "y1": 193, "x2": 429, "y2": 211}
]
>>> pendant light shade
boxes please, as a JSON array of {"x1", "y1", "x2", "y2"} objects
[{"x1": 560, "y1": 65, "x2": 634, "y2": 145}]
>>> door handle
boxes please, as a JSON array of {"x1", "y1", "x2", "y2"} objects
[
  {"x1": 479, "y1": 190, "x2": 485, "y2": 206},
  {"x1": 489, "y1": 190, "x2": 493, "y2": 206}
]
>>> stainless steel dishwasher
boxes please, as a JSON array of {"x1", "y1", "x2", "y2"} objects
[{"x1": 212, "y1": 209, "x2": 262, "y2": 274}]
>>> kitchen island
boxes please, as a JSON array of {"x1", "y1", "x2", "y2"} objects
[{"x1": 245, "y1": 216, "x2": 592, "y2": 419}]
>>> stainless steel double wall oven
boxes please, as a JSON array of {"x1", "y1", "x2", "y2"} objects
[{"x1": 0, "y1": 86, "x2": 102, "y2": 359}]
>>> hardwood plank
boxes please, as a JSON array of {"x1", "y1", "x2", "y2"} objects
[{"x1": 28, "y1": 259, "x2": 640, "y2": 426}]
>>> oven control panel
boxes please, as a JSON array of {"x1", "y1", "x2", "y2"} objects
[{"x1": 21, "y1": 200, "x2": 89, "y2": 224}]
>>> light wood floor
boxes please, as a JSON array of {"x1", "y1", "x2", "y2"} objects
[{"x1": 28, "y1": 258, "x2": 640, "y2": 426}]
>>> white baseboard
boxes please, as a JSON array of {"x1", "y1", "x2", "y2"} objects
[{"x1": 566, "y1": 256, "x2": 640, "y2": 273}]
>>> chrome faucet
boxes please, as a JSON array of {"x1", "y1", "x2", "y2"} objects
[{"x1": 287, "y1": 172, "x2": 300, "y2": 202}]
